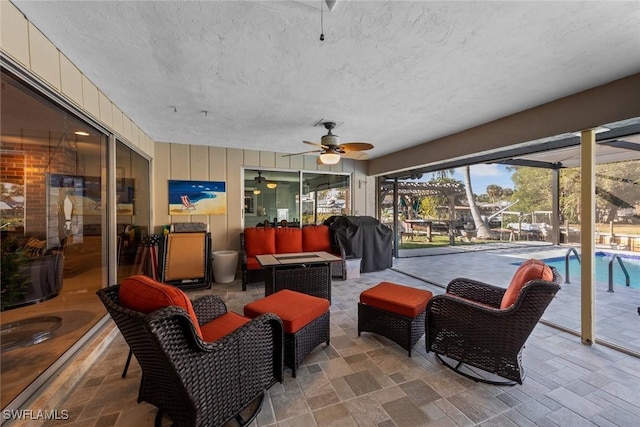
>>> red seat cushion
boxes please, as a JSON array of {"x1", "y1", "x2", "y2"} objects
[
  {"x1": 244, "y1": 289, "x2": 329, "y2": 334},
  {"x1": 200, "y1": 311, "x2": 251, "y2": 342},
  {"x1": 501, "y1": 259, "x2": 554, "y2": 309},
  {"x1": 244, "y1": 227, "x2": 276, "y2": 257},
  {"x1": 360, "y1": 282, "x2": 432, "y2": 318},
  {"x1": 275, "y1": 228, "x2": 303, "y2": 254},
  {"x1": 119, "y1": 275, "x2": 203, "y2": 338},
  {"x1": 246, "y1": 256, "x2": 262, "y2": 270},
  {"x1": 302, "y1": 225, "x2": 332, "y2": 252}
]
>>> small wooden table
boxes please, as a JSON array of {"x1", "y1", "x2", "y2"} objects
[
  {"x1": 256, "y1": 251, "x2": 340, "y2": 302},
  {"x1": 404, "y1": 220, "x2": 433, "y2": 242}
]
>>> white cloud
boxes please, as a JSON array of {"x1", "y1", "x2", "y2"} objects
[{"x1": 470, "y1": 164, "x2": 502, "y2": 177}]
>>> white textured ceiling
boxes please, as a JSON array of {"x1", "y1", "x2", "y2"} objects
[{"x1": 11, "y1": 1, "x2": 640, "y2": 162}]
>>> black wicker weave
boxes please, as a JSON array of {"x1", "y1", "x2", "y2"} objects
[
  {"x1": 425, "y1": 267, "x2": 561, "y2": 385},
  {"x1": 97, "y1": 286, "x2": 284, "y2": 427},
  {"x1": 357, "y1": 303, "x2": 426, "y2": 357},
  {"x1": 265, "y1": 264, "x2": 332, "y2": 302},
  {"x1": 285, "y1": 311, "x2": 330, "y2": 377}
]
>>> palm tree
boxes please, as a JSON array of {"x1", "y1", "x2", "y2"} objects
[{"x1": 463, "y1": 166, "x2": 494, "y2": 239}]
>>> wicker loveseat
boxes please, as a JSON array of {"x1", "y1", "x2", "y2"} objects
[
  {"x1": 240, "y1": 225, "x2": 346, "y2": 290},
  {"x1": 97, "y1": 275, "x2": 284, "y2": 426},
  {"x1": 426, "y1": 259, "x2": 561, "y2": 385}
]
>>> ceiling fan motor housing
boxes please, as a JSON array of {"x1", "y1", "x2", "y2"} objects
[{"x1": 321, "y1": 133, "x2": 340, "y2": 147}]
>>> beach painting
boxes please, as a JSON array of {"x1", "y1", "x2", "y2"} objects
[{"x1": 168, "y1": 180, "x2": 226, "y2": 215}]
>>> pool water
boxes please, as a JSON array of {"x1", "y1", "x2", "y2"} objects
[{"x1": 518, "y1": 252, "x2": 640, "y2": 289}]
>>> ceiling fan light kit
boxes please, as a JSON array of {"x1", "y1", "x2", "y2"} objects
[{"x1": 319, "y1": 152, "x2": 341, "y2": 164}]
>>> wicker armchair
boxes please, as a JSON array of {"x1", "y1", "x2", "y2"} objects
[
  {"x1": 97, "y1": 285, "x2": 284, "y2": 427},
  {"x1": 426, "y1": 264, "x2": 561, "y2": 385}
]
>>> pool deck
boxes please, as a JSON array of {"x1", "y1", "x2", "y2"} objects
[{"x1": 394, "y1": 243, "x2": 640, "y2": 355}]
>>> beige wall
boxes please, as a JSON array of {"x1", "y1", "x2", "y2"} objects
[
  {"x1": 153, "y1": 142, "x2": 375, "y2": 251},
  {"x1": 0, "y1": 0, "x2": 154, "y2": 157}
]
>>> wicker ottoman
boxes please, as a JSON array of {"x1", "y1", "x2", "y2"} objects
[
  {"x1": 244, "y1": 289, "x2": 330, "y2": 377},
  {"x1": 358, "y1": 282, "x2": 432, "y2": 357}
]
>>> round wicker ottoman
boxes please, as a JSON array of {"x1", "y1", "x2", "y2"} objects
[
  {"x1": 358, "y1": 282, "x2": 432, "y2": 357},
  {"x1": 244, "y1": 289, "x2": 330, "y2": 377}
]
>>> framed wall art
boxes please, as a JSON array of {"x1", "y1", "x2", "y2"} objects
[{"x1": 168, "y1": 180, "x2": 226, "y2": 215}]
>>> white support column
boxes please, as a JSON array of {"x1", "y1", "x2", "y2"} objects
[{"x1": 580, "y1": 129, "x2": 596, "y2": 345}]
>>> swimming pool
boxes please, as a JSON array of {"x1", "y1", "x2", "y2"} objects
[{"x1": 516, "y1": 252, "x2": 640, "y2": 289}]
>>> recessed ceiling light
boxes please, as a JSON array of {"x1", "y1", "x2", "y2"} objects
[{"x1": 74, "y1": 131, "x2": 90, "y2": 136}]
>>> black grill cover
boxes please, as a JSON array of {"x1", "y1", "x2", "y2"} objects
[{"x1": 324, "y1": 216, "x2": 393, "y2": 273}]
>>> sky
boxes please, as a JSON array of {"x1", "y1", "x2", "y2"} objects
[{"x1": 433, "y1": 164, "x2": 514, "y2": 195}]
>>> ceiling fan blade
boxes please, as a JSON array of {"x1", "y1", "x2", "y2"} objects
[
  {"x1": 341, "y1": 151, "x2": 369, "y2": 160},
  {"x1": 282, "y1": 149, "x2": 322, "y2": 157},
  {"x1": 303, "y1": 140, "x2": 328, "y2": 148},
  {"x1": 339, "y1": 142, "x2": 374, "y2": 152}
]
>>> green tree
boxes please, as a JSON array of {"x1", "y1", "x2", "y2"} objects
[
  {"x1": 486, "y1": 184, "x2": 504, "y2": 202},
  {"x1": 595, "y1": 160, "x2": 640, "y2": 222},
  {"x1": 509, "y1": 166, "x2": 553, "y2": 215},
  {"x1": 420, "y1": 194, "x2": 447, "y2": 219}
]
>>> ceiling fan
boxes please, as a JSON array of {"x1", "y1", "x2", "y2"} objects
[
  {"x1": 253, "y1": 171, "x2": 277, "y2": 191},
  {"x1": 284, "y1": 122, "x2": 374, "y2": 164}
]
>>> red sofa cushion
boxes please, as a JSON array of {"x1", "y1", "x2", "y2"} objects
[
  {"x1": 302, "y1": 225, "x2": 332, "y2": 252},
  {"x1": 246, "y1": 256, "x2": 262, "y2": 270},
  {"x1": 200, "y1": 311, "x2": 251, "y2": 342},
  {"x1": 119, "y1": 275, "x2": 203, "y2": 338},
  {"x1": 244, "y1": 289, "x2": 329, "y2": 334},
  {"x1": 360, "y1": 282, "x2": 432, "y2": 318},
  {"x1": 501, "y1": 259, "x2": 554, "y2": 309},
  {"x1": 275, "y1": 228, "x2": 303, "y2": 254},
  {"x1": 244, "y1": 227, "x2": 276, "y2": 257}
]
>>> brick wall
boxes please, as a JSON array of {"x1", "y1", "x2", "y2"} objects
[{"x1": 2, "y1": 135, "x2": 80, "y2": 238}]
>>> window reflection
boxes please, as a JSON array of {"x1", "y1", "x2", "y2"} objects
[
  {"x1": 243, "y1": 170, "x2": 350, "y2": 227},
  {"x1": 116, "y1": 142, "x2": 150, "y2": 282},
  {"x1": 0, "y1": 69, "x2": 150, "y2": 406}
]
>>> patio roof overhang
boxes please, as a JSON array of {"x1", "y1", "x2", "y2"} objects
[{"x1": 383, "y1": 120, "x2": 640, "y2": 180}]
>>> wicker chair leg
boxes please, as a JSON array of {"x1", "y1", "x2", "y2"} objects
[
  {"x1": 234, "y1": 393, "x2": 265, "y2": 427},
  {"x1": 154, "y1": 409, "x2": 164, "y2": 427},
  {"x1": 121, "y1": 349, "x2": 132, "y2": 378},
  {"x1": 434, "y1": 353, "x2": 519, "y2": 386}
]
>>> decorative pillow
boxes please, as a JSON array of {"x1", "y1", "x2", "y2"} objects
[
  {"x1": 119, "y1": 275, "x2": 203, "y2": 338},
  {"x1": 244, "y1": 227, "x2": 276, "y2": 257},
  {"x1": 501, "y1": 259, "x2": 554, "y2": 309},
  {"x1": 275, "y1": 228, "x2": 303, "y2": 253},
  {"x1": 302, "y1": 225, "x2": 332, "y2": 252}
]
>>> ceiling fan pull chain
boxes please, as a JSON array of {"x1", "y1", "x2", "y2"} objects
[{"x1": 320, "y1": 0, "x2": 325, "y2": 41}]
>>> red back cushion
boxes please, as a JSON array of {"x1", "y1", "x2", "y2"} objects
[
  {"x1": 119, "y1": 275, "x2": 203, "y2": 338},
  {"x1": 501, "y1": 259, "x2": 554, "y2": 309},
  {"x1": 244, "y1": 227, "x2": 276, "y2": 257},
  {"x1": 275, "y1": 228, "x2": 303, "y2": 253},
  {"x1": 302, "y1": 225, "x2": 332, "y2": 252}
]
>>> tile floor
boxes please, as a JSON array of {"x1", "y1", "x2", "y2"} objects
[{"x1": 30, "y1": 247, "x2": 640, "y2": 426}]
